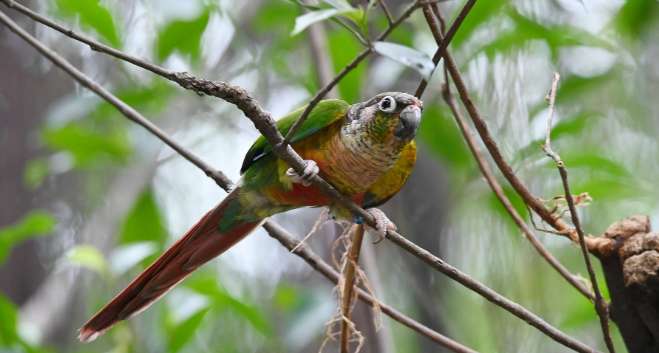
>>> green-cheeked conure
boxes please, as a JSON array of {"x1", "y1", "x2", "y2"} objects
[{"x1": 79, "y1": 92, "x2": 423, "y2": 341}]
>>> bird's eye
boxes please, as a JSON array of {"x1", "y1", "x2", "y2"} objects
[{"x1": 378, "y1": 96, "x2": 396, "y2": 113}]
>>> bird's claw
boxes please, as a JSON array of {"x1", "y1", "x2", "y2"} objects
[
  {"x1": 286, "y1": 160, "x2": 319, "y2": 186},
  {"x1": 363, "y1": 208, "x2": 397, "y2": 243}
]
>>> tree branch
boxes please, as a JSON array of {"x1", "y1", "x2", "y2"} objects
[
  {"x1": 262, "y1": 222, "x2": 478, "y2": 353},
  {"x1": 440, "y1": 81, "x2": 594, "y2": 300},
  {"x1": 414, "y1": 0, "x2": 476, "y2": 99},
  {"x1": 0, "y1": 6, "x2": 600, "y2": 353},
  {"x1": 421, "y1": 3, "x2": 609, "y2": 252},
  {"x1": 0, "y1": 8, "x2": 473, "y2": 351},
  {"x1": 422, "y1": 4, "x2": 594, "y2": 301},
  {"x1": 542, "y1": 73, "x2": 617, "y2": 353}
]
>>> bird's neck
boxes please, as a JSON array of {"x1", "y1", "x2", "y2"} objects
[{"x1": 319, "y1": 123, "x2": 404, "y2": 195}]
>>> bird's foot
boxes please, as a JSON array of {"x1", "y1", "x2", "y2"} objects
[
  {"x1": 356, "y1": 208, "x2": 397, "y2": 243},
  {"x1": 286, "y1": 160, "x2": 319, "y2": 187}
]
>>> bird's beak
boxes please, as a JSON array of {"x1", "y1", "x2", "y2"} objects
[{"x1": 395, "y1": 104, "x2": 422, "y2": 139}]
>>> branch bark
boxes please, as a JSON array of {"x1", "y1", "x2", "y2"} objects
[
  {"x1": 542, "y1": 73, "x2": 616, "y2": 353},
  {"x1": 0, "y1": 8, "x2": 474, "y2": 351},
  {"x1": 0, "y1": 5, "x2": 600, "y2": 353}
]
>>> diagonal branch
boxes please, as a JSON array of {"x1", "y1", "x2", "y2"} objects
[
  {"x1": 542, "y1": 73, "x2": 616, "y2": 353},
  {"x1": 421, "y1": 3, "x2": 609, "y2": 252},
  {"x1": 422, "y1": 4, "x2": 594, "y2": 301},
  {"x1": 441, "y1": 81, "x2": 594, "y2": 300},
  {"x1": 0, "y1": 7, "x2": 600, "y2": 353},
  {"x1": 0, "y1": 8, "x2": 472, "y2": 352},
  {"x1": 262, "y1": 222, "x2": 478, "y2": 353},
  {"x1": 414, "y1": 0, "x2": 476, "y2": 99}
]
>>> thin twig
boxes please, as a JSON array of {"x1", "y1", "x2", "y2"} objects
[
  {"x1": 425, "y1": 7, "x2": 594, "y2": 301},
  {"x1": 263, "y1": 222, "x2": 478, "y2": 353},
  {"x1": 414, "y1": 0, "x2": 476, "y2": 98},
  {"x1": 542, "y1": 73, "x2": 617, "y2": 353},
  {"x1": 377, "y1": 0, "x2": 394, "y2": 25},
  {"x1": 421, "y1": 3, "x2": 609, "y2": 251},
  {"x1": 2, "y1": 7, "x2": 600, "y2": 353},
  {"x1": 340, "y1": 224, "x2": 365, "y2": 353},
  {"x1": 283, "y1": 0, "x2": 424, "y2": 142},
  {"x1": 440, "y1": 81, "x2": 594, "y2": 301}
]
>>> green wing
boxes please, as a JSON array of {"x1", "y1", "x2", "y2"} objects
[{"x1": 240, "y1": 99, "x2": 350, "y2": 174}]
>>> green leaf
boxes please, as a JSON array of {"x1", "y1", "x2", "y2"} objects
[
  {"x1": 328, "y1": 30, "x2": 365, "y2": 102},
  {"x1": 119, "y1": 188, "x2": 168, "y2": 246},
  {"x1": 515, "y1": 112, "x2": 599, "y2": 161},
  {"x1": 559, "y1": 153, "x2": 631, "y2": 178},
  {"x1": 156, "y1": 8, "x2": 211, "y2": 62},
  {"x1": 56, "y1": 0, "x2": 121, "y2": 47},
  {"x1": 66, "y1": 245, "x2": 107, "y2": 274},
  {"x1": 487, "y1": 184, "x2": 529, "y2": 230},
  {"x1": 451, "y1": 0, "x2": 506, "y2": 48},
  {"x1": 418, "y1": 105, "x2": 471, "y2": 171},
  {"x1": 185, "y1": 275, "x2": 271, "y2": 335},
  {"x1": 0, "y1": 295, "x2": 18, "y2": 346},
  {"x1": 615, "y1": 0, "x2": 659, "y2": 38},
  {"x1": 167, "y1": 308, "x2": 209, "y2": 353},
  {"x1": 373, "y1": 41, "x2": 435, "y2": 78},
  {"x1": 476, "y1": 9, "x2": 613, "y2": 60},
  {"x1": 0, "y1": 211, "x2": 56, "y2": 264},
  {"x1": 42, "y1": 122, "x2": 131, "y2": 167}
]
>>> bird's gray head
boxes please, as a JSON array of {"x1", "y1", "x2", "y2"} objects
[{"x1": 345, "y1": 92, "x2": 423, "y2": 143}]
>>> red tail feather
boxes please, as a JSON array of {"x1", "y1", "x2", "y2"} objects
[{"x1": 78, "y1": 189, "x2": 260, "y2": 342}]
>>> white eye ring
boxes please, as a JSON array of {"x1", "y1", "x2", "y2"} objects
[{"x1": 378, "y1": 96, "x2": 396, "y2": 113}]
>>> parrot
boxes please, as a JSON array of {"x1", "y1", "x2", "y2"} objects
[{"x1": 78, "y1": 92, "x2": 423, "y2": 342}]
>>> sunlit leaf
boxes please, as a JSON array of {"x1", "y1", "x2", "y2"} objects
[
  {"x1": 0, "y1": 211, "x2": 55, "y2": 264},
  {"x1": 373, "y1": 41, "x2": 435, "y2": 78},
  {"x1": 322, "y1": 0, "x2": 353, "y2": 10},
  {"x1": 66, "y1": 245, "x2": 107, "y2": 274},
  {"x1": 292, "y1": 9, "x2": 349, "y2": 36},
  {"x1": 56, "y1": 0, "x2": 121, "y2": 47},
  {"x1": 156, "y1": 8, "x2": 211, "y2": 61}
]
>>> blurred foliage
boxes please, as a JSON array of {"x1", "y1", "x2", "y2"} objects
[
  {"x1": 4, "y1": 0, "x2": 659, "y2": 353},
  {"x1": 0, "y1": 211, "x2": 55, "y2": 263},
  {"x1": 156, "y1": 6, "x2": 212, "y2": 62},
  {"x1": 55, "y1": 0, "x2": 120, "y2": 47}
]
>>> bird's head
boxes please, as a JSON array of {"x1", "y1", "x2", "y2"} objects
[{"x1": 344, "y1": 92, "x2": 423, "y2": 145}]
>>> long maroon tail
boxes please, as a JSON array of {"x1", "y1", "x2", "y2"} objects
[{"x1": 78, "y1": 189, "x2": 261, "y2": 342}]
